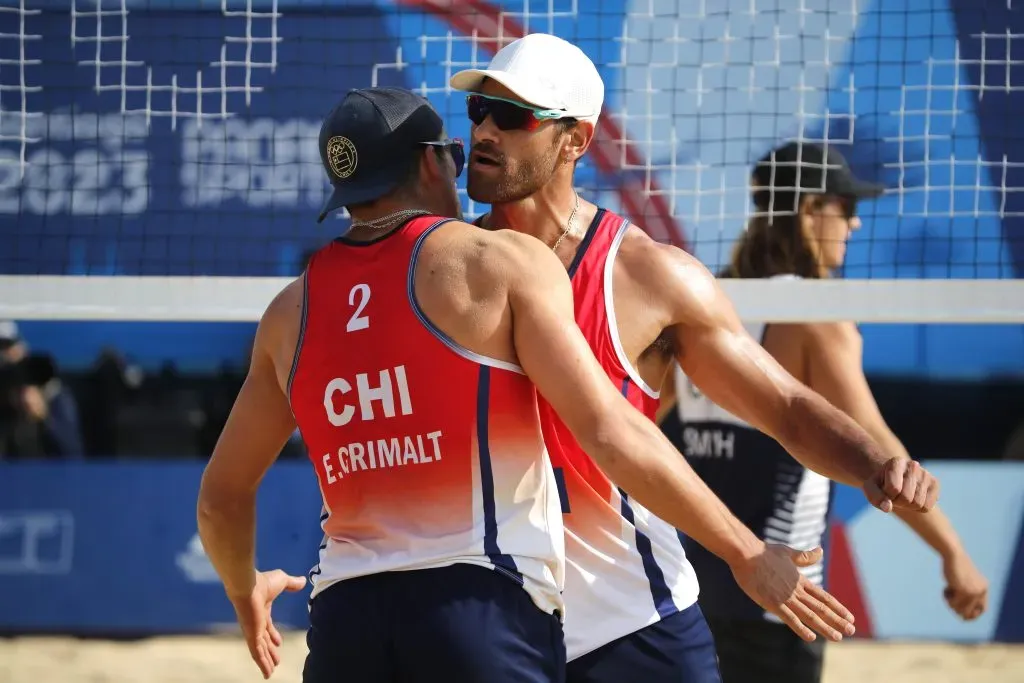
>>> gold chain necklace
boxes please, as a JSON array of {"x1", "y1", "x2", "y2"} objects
[{"x1": 550, "y1": 191, "x2": 580, "y2": 252}]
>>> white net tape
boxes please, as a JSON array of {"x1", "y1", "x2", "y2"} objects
[{"x1": 0, "y1": 276, "x2": 1020, "y2": 323}]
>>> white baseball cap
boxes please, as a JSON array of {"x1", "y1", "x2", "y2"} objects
[{"x1": 450, "y1": 33, "x2": 604, "y2": 124}]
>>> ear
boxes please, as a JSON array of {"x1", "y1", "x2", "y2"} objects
[
  {"x1": 562, "y1": 120, "x2": 596, "y2": 164},
  {"x1": 797, "y1": 194, "x2": 823, "y2": 254},
  {"x1": 419, "y1": 146, "x2": 436, "y2": 178},
  {"x1": 419, "y1": 145, "x2": 446, "y2": 184},
  {"x1": 798, "y1": 193, "x2": 821, "y2": 218}
]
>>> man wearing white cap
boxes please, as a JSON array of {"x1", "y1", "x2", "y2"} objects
[{"x1": 451, "y1": 33, "x2": 941, "y2": 683}]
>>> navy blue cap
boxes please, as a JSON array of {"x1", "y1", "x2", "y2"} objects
[
  {"x1": 317, "y1": 87, "x2": 445, "y2": 223},
  {"x1": 751, "y1": 141, "x2": 885, "y2": 212}
]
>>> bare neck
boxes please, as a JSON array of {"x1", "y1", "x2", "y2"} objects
[{"x1": 486, "y1": 179, "x2": 593, "y2": 250}]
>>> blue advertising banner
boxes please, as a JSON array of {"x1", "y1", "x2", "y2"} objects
[
  {"x1": 0, "y1": 462, "x2": 323, "y2": 633},
  {"x1": 0, "y1": 460, "x2": 1021, "y2": 642}
]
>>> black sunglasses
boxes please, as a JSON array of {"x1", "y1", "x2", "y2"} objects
[
  {"x1": 421, "y1": 138, "x2": 465, "y2": 178},
  {"x1": 466, "y1": 94, "x2": 573, "y2": 132}
]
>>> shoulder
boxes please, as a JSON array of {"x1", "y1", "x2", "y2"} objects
[
  {"x1": 419, "y1": 221, "x2": 568, "y2": 297},
  {"x1": 464, "y1": 225, "x2": 567, "y2": 284},
  {"x1": 800, "y1": 320, "x2": 862, "y2": 351},
  {"x1": 618, "y1": 225, "x2": 714, "y2": 291},
  {"x1": 254, "y1": 276, "x2": 304, "y2": 360},
  {"x1": 260, "y1": 276, "x2": 304, "y2": 327},
  {"x1": 484, "y1": 225, "x2": 555, "y2": 257},
  {"x1": 614, "y1": 223, "x2": 721, "y2": 321},
  {"x1": 425, "y1": 219, "x2": 537, "y2": 257}
]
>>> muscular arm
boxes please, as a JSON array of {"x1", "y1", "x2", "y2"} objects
[
  {"x1": 646, "y1": 243, "x2": 892, "y2": 489},
  {"x1": 196, "y1": 280, "x2": 301, "y2": 599},
  {"x1": 804, "y1": 323, "x2": 963, "y2": 557},
  {"x1": 497, "y1": 232, "x2": 855, "y2": 641},
  {"x1": 498, "y1": 233, "x2": 761, "y2": 567}
]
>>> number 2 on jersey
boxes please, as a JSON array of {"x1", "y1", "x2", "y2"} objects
[{"x1": 346, "y1": 283, "x2": 371, "y2": 332}]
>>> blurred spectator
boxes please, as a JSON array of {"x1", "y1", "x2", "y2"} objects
[
  {"x1": 80, "y1": 347, "x2": 143, "y2": 457},
  {"x1": 197, "y1": 360, "x2": 244, "y2": 456},
  {"x1": 0, "y1": 321, "x2": 85, "y2": 459}
]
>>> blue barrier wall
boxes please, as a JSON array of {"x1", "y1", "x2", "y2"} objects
[
  {"x1": 0, "y1": 460, "x2": 1021, "y2": 641},
  {"x1": 0, "y1": 462, "x2": 323, "y2": 633}
]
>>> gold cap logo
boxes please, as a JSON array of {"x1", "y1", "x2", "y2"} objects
[{"x1": 326, "y1": 136, "x2": 358, "y2": 179}]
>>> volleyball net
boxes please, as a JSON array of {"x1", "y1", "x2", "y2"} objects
[{"x1": 1, "y1": 0, "x2": 1022, "y2": 333}]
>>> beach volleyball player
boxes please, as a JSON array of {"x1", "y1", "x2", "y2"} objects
[{"x1": 451, "y1": 33, "x2": 941, "y2": 683}]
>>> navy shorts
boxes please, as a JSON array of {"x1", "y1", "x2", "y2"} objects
[
  {"x1": 566, "y1": 603, "x2": 722, "y2": 683},
  {"x1": 302, "y1": 563, "x2": 565, "y2": 683}
]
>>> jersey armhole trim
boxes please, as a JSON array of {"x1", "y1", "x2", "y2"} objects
[
  {"x1": 567, "y1": 208, "x2": 605, "y2": 280},
  {"x1": 407, "y1": 220, "x2": 526, "y2": 376},
  {"x1": 286, "y1": 267, "x2": 310, "y2": 399},
  {"x1": 603, "y1": 219, "x2": 660, "y2": 399}
]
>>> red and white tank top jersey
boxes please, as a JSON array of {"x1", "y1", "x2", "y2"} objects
[
  {"x1": 288, "y1": 215, "x2": 564, "y2": 617},
  {"x1": 538, "y1": 209, "x2": 700, "y2": 660}
]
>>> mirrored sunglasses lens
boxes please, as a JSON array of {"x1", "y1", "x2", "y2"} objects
[
  {"x1": 450, "y1": 142, "x2": 465, "y2": 177},
  {"x1": 490, "y1": 100, "x2": 534, "y2": 130},
  {"x1": 467, "y1": 96, "x2": 488, "y2": 125}
]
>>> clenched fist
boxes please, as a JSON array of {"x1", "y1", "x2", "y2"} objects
[{"x1": 862, "y1": 457, "x2": 939, "y2": 513}]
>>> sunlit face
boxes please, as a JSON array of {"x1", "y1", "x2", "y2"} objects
[
  {"x1": 466, "y1": 80, "x2": 571, "y2": 204},
  {"x1": 802, "y1": 194, "x2": 860, "y2": 271}
]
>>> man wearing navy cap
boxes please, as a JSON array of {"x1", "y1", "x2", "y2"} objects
[{"x1": 313, "y1": 88, "x2": 465, "y2": 223}]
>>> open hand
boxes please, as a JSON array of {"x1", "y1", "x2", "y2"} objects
[
  {"x1": 229, "y1": 569, "x2": 307, "y2": 679},
  {"x1": 731, "y1": 544, "x2": 855, "y2": 643},
  {"x1": 862, "y1": 457, "x2": 939, "y2": 513}
]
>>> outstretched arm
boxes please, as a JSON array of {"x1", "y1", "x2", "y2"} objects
[
  {"x1": 803, "y1": 322, "x2": 987, "y2": 620},
  {"x1": 196, "y1": 279, "x2": 307, "y2": 679},
  {"x1": 196, "y1": 282, "x2": 300, "y2": 599},
  {"x1": 497, "y1": 232, "x2": 854, "y2": 643},
  {"x1": 643, "y1": 241, "x2": 938, "y2": 512}
]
